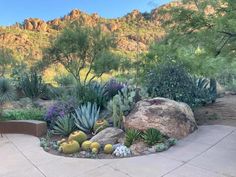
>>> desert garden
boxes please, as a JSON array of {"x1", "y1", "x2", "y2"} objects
[{"x1": 0, "y1": 1, "x2": 236, "y2": 176}]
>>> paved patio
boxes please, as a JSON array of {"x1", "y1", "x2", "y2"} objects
[{"x1": 0, "y1": 125, "x2": 236, "y2": 177}]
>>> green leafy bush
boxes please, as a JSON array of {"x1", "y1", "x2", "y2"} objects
[
  {"x1": 52, "y1": 115, "x2": 76, "y2": 136},
  {"x1": 145, "y1": 61, "x2": 197, "y2": 106},
  {"x1": 19, "y1": 71, "x2": 47, "y2": 99},
  {"x1": 142, "y1": 128, "x2": 164, "y2": 146},
  {"x1": 2, "y1": 108, "x2": 45, "y2": 120},
  {"x1": 73, "y1": 102, "x2": 100, "y2": 133},
  {"x1": 54, "y1": 74, "x2": 77, "y2": 87},
  {"x1": 124, "y1": 129, "x2": 142, "y2": 147}
]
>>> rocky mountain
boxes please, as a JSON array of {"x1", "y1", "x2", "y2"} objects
[{"x1": 0, "y1": 1, "x2": 215, "y2": 61}]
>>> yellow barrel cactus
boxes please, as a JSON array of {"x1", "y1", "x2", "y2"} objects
[
  {"x1": 93, "y1": 119, "x2": 109, "y2": 133},
  {"x1": 59, "y1": 140, "x2": 80, "y2": 154},
  {"x1": 104, "y1": 144, "x2": 113, "y2": 154},
  {"x1": 90, "y1": 142, "x2": 100, "y2": 150},
  {"x1": 68, "y1": 130, "x2": 87, "y2": 144},
  {"x1": 81, "y1": 141, "x2": 92, "y2": 151},
  {"x1": 91, "y1": 148, "x2": 99, "y2": 154}
]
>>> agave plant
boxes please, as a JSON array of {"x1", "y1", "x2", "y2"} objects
[
  {"x1": 142, "y1": 128, "x2": 164, "y2": 146},
  {"x1": 0, "y1": 78, "x2": 16, "y2": 104},
  {"x1": 73, "y1": 102, "x2": 100, "y2": 133},
  {"x1": 52, "y1": 115, "x2": 76, "y2": 136}
]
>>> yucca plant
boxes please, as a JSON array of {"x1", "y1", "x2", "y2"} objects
[
  {"x1": 73, "y1": 102, "x2": 100, "y2": 133},
  {"x1": 124, "y1": 129, "x2": 142, "y2": 147},
  {"x1": 0, "y1": 78, "x2": 16, "y2": 114},
  {"x1": 52, "y1": 115, "x2": 76, "y2": 136},
  {"x1": 19, "y1": 71, "x2": 46, "y2": 99},
  {"x1": 142, "y1": 128, "x2": 164, "y2": 146}
]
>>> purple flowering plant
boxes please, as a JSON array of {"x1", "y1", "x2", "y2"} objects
[{"x1": 44, "y1": 99, "x2": 76, "y2": 127}]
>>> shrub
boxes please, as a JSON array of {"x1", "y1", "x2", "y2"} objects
[
  {"x1": 19, "y1": 71, "x2": 47, "y2": 99},
  {"x1": 52, "y1": 115, "x2": 76, "y2": 136},
  {"x1": 124, "y1": 129, "x2": 142, "y2": 147},
  {"x1": 0, "y1": 78, "x2": 16, "y2": 104},
  {"x1": 104, "y1": 79, "x2": 125, "y2": 100},
  {"x1": 44, "y1": 100, "x2": 76, "y2": 127},
  {"x1": 142, "y1": 128, "x2": 164, "y2": 146},
  {"x1": 145, "y1": 60, "x2": 199, "y2": 107},
  {"x1": 73, "y1": 102, "x2": 100, "y2": 133},
  {"x1": 54, "y1": 74, "x2": 77, "y2": 87},
  {"x1": 2, "y1": 108, "x2": 45, "y2": 121}
]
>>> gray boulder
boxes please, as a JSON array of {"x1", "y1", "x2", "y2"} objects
[{"x1": 90, "y1": 127, "x2": 124, "y2": 145}]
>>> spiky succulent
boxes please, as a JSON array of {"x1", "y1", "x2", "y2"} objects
[
  {"x1": 142, "y1": 128, "x2": 164, "y2": 146},
  {"x1": 73, "y1": 102, "x2": 100, "y2": 133},
  {"x1": 52, "y1": 115, "x2": 76, "y2": 136},
  {"x1": 0, "y1": 78, "x2": 16, "y2": 104},
  {"x1": 124, "y1": 129, "x2": 142, "y2": 147}
]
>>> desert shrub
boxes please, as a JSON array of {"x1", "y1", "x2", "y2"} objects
[
  {"x1": 104, "y1": 79, "x2": 125, "y2": 100},
  {"x1": 54, "y1": 74, "x2": 77, "y2": 87},
  {"x1": 2, "y1": 108, "x2": 45, "y2": 121},
  {"x1": 52, "y1": 115, "x2": 76, "y2": 136},
  {"x1": 142, "y1": 128, "x2": 164, "y2": 146},
  {"x1": 0, "y1": 78, "x2": 16, "y2": 104},
  {"x1": 73, "y1": 102, "x2": 100, "y2": 133},
  {"x1": 19, "y1": 71, "x2": 47, "y2": 99},
  {"x1": 145, "y1": 60, "x2": 210, "y2": 107},
  {"x1": 44, "y1": 99, "x2": 76, "y2": 127}
]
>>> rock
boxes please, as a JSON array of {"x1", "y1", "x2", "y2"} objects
[
  {"x1": 23, "y1": 18, "x2": 48, "y2": 32},
  {"x1": 90, "y1": 127, "x2": 124, "y2": 145},
  {"x1": 130, "y1": 141, "x2": 148, "y2": 155},
  {"x1": 124, "y1": 97, "x2": 197, "y2": 139}
]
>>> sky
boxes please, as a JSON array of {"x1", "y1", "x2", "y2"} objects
[{"x1": 0, "y1": 0, "x2": 172, "y2": 26}]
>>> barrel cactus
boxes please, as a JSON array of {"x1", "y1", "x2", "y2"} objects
[
  {"x1": 81, "y1": 141, "x2": 92, "y2": 151},
  {"x1": 104, "y1": 144, "x2": 113, "y2": 154},
  {"x1": 59, "y1": 140, "x2": 80, "y2": 154},
  {"x1": 93, "y1": 119, "x2": 109, "y2": 133},
  {"x1": 68, "y1": 131, "x2": 87, "y2": 144}
]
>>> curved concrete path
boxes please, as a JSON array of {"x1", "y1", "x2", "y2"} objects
[{"x1": 0, "y1": 125, "x2": 236, "y2": 177}]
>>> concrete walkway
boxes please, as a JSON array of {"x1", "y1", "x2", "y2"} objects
[{"x1": 0, "y1": 125, "x2": 236, "y2": 177}]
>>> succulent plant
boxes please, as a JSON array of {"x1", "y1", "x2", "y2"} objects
[
  {"x1": 68, "y1": 131, "x2": 87, "y2": 144},
  {"x1": 124, "y1": 129, "x2": 142, "y2": 147},
  {"x1": 59, "y1": 140, "x2": 80, "y2": 154},
  {"x1": 57, "y1": 138, "x2": 66, "y2": 146},
  {"x1": 81, "y1": 141, "x2": 92, "y2": 151},
  {"x1": 113, "y1": 145, "x2": 131, "y2": 157},
  {"x1": 52, "y1": 115, "x2": 77, "y2": 136},
  {"x1": 93, "y1": 119, "x2": 109, "y2": 134},
  {"x1": 104, "y1": 144, "x2": 113, "y2": 154},
  {"x1": 73, "y1": 102, "x2": 100, "y2": 133},
  {"x1": 90, "y1": 142, "x2": 100, "y2": 150},
  {"x1": 155, "y1": 143, "x2": 169, "y2": 152},
  {"x1": 91, "y1": 148, "x2": 99, "y2": 154},
  {"x1": 142, "y1": 128, "x2": 164, "y2": 146}
]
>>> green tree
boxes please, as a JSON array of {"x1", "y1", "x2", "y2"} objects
[{"x1": 43, "y1": 23, "x2": 120, "y2": 85}]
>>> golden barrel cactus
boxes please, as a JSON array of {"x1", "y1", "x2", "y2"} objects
[
  {"x1": 59, "y1": 140, "x2": 80, "y2": 154},
  {"x1": 104, "y1": 144, "x2": 113, "y2": 154},
  {"x1": 90, "y1": 142, "x2": 100, "y2": 150},
  {"x1": 68, "y1": 131, "x2": 87, "y2": 144},
  {"x1": 93, "y1": 119, "x2": 109, "y2": 133},
  {"x1": 81, "y1": 141, "x2": 92, "y2": 151}
]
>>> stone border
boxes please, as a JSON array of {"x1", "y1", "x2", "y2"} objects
[{"x1": 0, "y1": 120, "x2": 47, "y2": 137}]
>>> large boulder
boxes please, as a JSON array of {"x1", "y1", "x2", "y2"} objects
[
  {"x1": 124, "y1": 98, "x2": 197, "y2": 139},
  {"x1": 90, "y1": 127, "x2": 124, "y2": 145}
]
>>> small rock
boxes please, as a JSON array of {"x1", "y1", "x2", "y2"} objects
[
  {"x1": 130, "y1": 141, "x2": 148, "y2": 155},
  {"x1": 90, "y1": 127, "x2": 124, "y2": 145}
]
